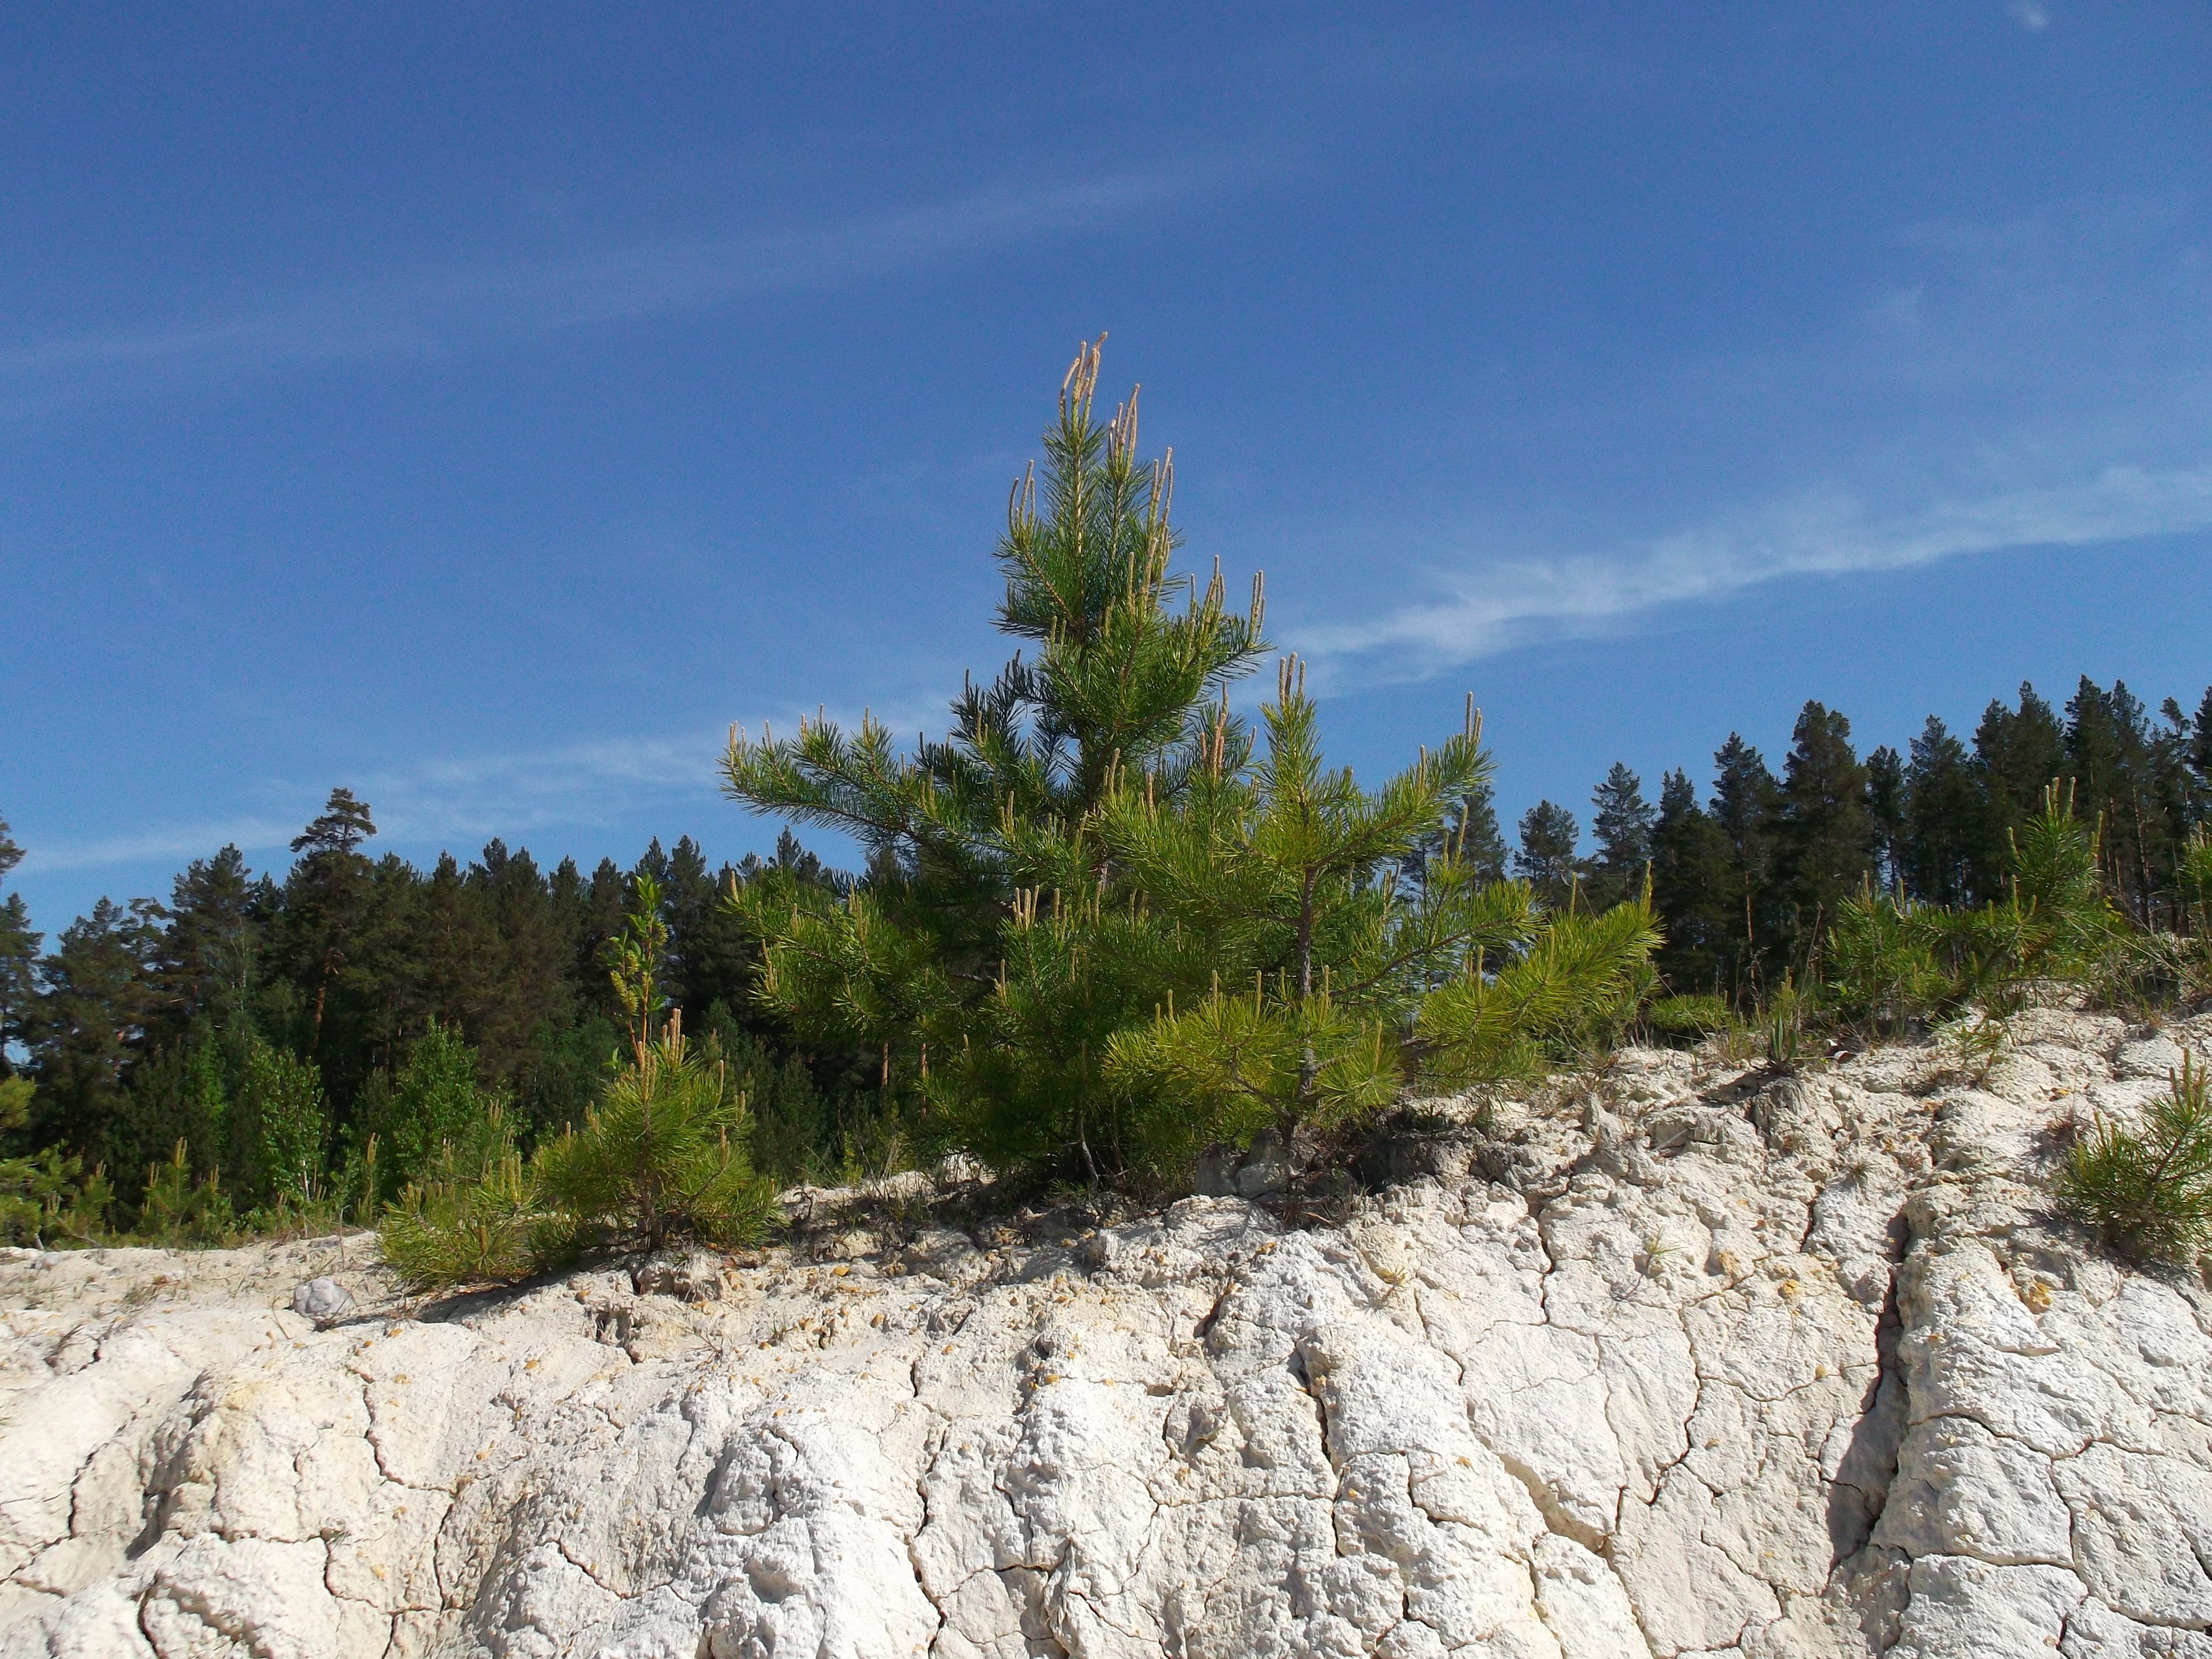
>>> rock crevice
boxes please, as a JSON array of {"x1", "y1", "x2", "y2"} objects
[{"x1": 4, "y1": 1007, "x2": 2211, "y2": 1657}]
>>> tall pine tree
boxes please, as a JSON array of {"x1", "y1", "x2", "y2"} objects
[
  {"x1": 1902, "y1": 717, "x2": 1980, "y2": 906},
  {"x1": 1649, "y1": 769, "x2": 1732, "y2": 994},
  {"x1": 1709, "y1": 734, "x2": 1780, "y2": 993},
  {"x1": 1587, "y1": 763, "x2": 1655, "y2": 909},
  {"x1": 1865, "y1": 745, "x2": 1906, "y2": 896},
  {"x1": 1514, "y1": 801, "x2": 1582, "y2": 909},
  {"x1": 1971, "y1": 682, "x2": 2067, "y2": 896},
  {"x1": 0, "y1": 816, "x2": 38, "y2": 1082},
  {"x1": 1775, "y1": 701, "x2": 1872, "y2": 963},
  {"x1": 26, "y1": 897, "x2": 162, "y2": 1158}
]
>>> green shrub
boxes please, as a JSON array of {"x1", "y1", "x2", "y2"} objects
[
  {"x1": 2058, "y1": 1053, "x2": 2212, "y2": 1261},
  {"x1": 364, "y1": 1020, "x2": 505, "y2": 1198},
  {"x1": 0, "y1": 1145, "x2": 115, "y2": 1247},
  {"x1": 533, "y1": 1016, "x2": 774, "y2": 1255},
  {"x1": 1413, "y1": 900, "x2": 1663, "y2": 1084},
  {"x1": 376, "y1": 880, "x2": 772, "y2": 1292},
  {"x1": 2180, "y1": 828, "x2": 2212, "y2": 938},
  {"x1": 1761, "y1": 978, "x2": 1809, "y2": 1069},
  {"x1": 378, "y1": 1105, "x2": 545, "y2": 1291},
  {"x1": 137, "y1": 1139, "x2": 237, "y2": 1247},
  {"x1": 235, "y1": 1037, "x2": 328, "y2": 1207},
  {"x1": 1646, "y1": 994, "x2": 1737, "y2": 1046}
]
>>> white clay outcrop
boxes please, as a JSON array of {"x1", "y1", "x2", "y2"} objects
[{"x1": 5, "y1": 1007, "x2": 2211, "y2": 1657}]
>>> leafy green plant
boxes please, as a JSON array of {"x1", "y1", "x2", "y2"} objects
[
  {"x1": 378, "y1": 1105, "x2": 543, "y2": 1290},
  {"x1": 376, "y1": 875, "x2": 772, "y2": 1292},
  {"x1": 2057, "y1": 1054, "x2": 2212, "y2": 1261},
  {"x1": 1645, "y1": 993, "x2": 1737, "y2": 1047},
  {"x1": 1760, "y1": 977, "x2": 1810, "y2": 1069},
  {"x1": 364, "y1": 1020, "x2": 507, "y2": 1198},
  {"x1": 235, "y1": 1036, "x2": 328, "y2": 1207},
  {"x1": 137, "y1": 1139, "x2": 237, "y2": 1247},
  {"x1": 1825, "y1": 890, "x2": 1944, "y2": 1035},
  {"x1": 1935, "y1": 1011, "x2": 2010, "y2": 1084}
]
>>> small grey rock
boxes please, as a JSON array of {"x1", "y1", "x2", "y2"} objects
[
  {"x1": 1233, "y1": 1128, "x2": 1294, "y2": 1198},
  {"x1": 290, "y1": 1276, "x2": 354, "y2": 1324},
  {"x1": 1192, "y1": 1144, "x2": 1239, "y2": 1198},
  {"x1": 631, "y1": 1251, "x2": 723, "y2": 1303}
]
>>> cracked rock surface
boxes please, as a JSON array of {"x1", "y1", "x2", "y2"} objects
[{"x1": 5, "y1": 1009, "x2": 2212, "y2": 1657}]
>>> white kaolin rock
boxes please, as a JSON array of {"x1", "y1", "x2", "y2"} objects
[{"x1": 4, "y1": 1009, "x2": 2211, "y2": 1657}]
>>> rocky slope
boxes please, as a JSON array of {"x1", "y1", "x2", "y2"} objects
[{"x1": 5, "y1": 1009, "x2": 2212, "y2": 1658}]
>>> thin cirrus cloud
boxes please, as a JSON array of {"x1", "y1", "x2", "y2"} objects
[
  {"x1": 1294, "y1": 459, "x2": 2212, "y2": 681},
  {"x1": 0, "y1": 155, "x2": 1251, "y2": 414},
  {"x1": 15, "y1": 695, "x2": 953, "y2": 878}
]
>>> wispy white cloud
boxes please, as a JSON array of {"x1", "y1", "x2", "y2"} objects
[
  {"x1": 15, "y1": 693, "x2": 952, "y2": 878},
  {"x1": 15, "y1": 818, "x2": 311, "y2": 877},
  {"x1": 0, "y1": 157, "x2": 1250, "y2": 412},
  {"x1": 1294, "y1": 460, "x2": 2212, "y2": 679},
  {"x1": 2009, "y1": 2, "x2": 2052, "y2": 31}
]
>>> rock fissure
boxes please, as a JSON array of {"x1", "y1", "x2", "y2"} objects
[{"x1": 10, "y1": 1011, "x2": 2212, "y2": 1657}]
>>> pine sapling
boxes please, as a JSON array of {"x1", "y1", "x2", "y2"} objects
[{"x1": 2059, "y1": 1053, "x2": 2212, "y2": 1261}]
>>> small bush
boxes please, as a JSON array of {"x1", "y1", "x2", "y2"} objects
[
  {"x1": 378, "y1": 1107, "x2": 545, "y2": 1290},
  {"x1": 0, "y1": 1146, "x2": 115, "y2": 1247},
  {"x1": 1824, "y1": 893, "x2": 1944, "y2": 1035},
  {"x1": 235, "y1": 1037, "x2": 328, "y2": 1208},
  {"x1": 376, "y1": 877, "x2": 773, "y2": 1293},
  {"x1": 138, "y1": 1139, "x2": 237, "y2": 1247},
  {"x1": 364, "y1": 1020, "x2": 506, "y2": 1198},
  {"x1": 2058, "y1": 1053, "x2": 2212, "y2": 1261},
  {"x1": 534, "y1": 1015, "x2": 774, "y2": 1256},
  {"x1": 1646, "y1": 994, "x2": 1737, "y2": 1046},
  {"x1": 1935, "y1": 1012, "x2": 2010, "y2": 1084}
]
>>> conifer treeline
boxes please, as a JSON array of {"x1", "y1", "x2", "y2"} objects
[
  {"x1": 2, "y1": 670, "x2": 2207, "y2": 1228},
  {"x1": 0, "y1": 798, "x2": 867, "y2": 1216},
  {"x1": 1507, "y1": 677, "x2": 2212, "y2": 1000}
]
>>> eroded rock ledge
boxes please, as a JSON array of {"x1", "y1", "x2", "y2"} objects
[{"x1": 6, "y1": 1008, "x2": 2212, "y2": 1658}]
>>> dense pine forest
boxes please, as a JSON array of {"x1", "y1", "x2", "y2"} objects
[
  {"x1": 0, "y1": 807, "x2": 873, "y2": 1240},
  {"x1": 3, "y1": 344, "x2": 2209, "y2": 1257},
  {"x1": 4, "y1": 678, "x2": 2205, "y2": 1250}
]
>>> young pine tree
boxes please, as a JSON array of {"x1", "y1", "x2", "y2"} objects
[
  {"x1": 534, "y1": 873, "x2": 771, "y2": 1253},
  {"x1": 723, "y1": 339, "x2": 1267, "y2": 1182},
  {"x1": 1099, "y1": 658, "x2": 1499, "y2": 1160},
  {"x1": 723, "y1": 346, "x2": 1658, "y2": 1188}
]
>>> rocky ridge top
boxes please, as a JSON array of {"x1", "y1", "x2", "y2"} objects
[{"x1": 4, "y1": 1007, "x2": 2211, "y2": 1658}]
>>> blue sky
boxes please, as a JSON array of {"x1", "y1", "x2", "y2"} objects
[{"x1": 4, "y1": 4, "x2": 2208, "y2": 931}]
